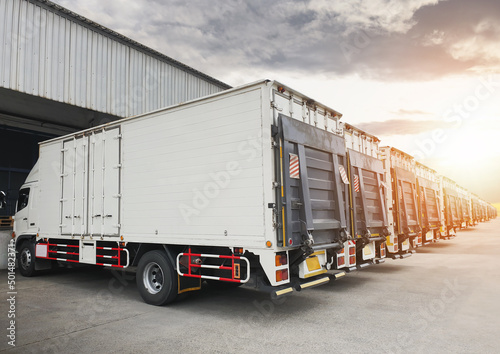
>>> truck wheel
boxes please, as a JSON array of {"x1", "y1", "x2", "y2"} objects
[
  {"x1": 18, "y1": 241, "x2": 37, "y2": 277},
  {"x1": 136, "y1": 250, "x2": 178, "y2": 305}
]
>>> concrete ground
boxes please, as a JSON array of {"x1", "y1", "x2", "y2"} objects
[{"x1": 1, "y1": 219, "x2": 499, "y2": 353}]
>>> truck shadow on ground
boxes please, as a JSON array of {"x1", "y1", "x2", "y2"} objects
[
  {"x1": 14, "y1": 261, "x2": 410, "y2": 320},
  {"x1": 414, "y1": 242, "x2": 455, "y2": 253},
  {"x1": 455, "y1": 227, "x2": 479, "y2": 232},
  {"x1": 19, "y1": 266, "x2": 369, "y2": 315},
  {"x1": 359, "y1": 262, "x2": 408, "y2": 274}
]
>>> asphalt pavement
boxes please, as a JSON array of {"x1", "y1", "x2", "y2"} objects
[{"x1": 1, "y1": 219, "x2": 499, "y2": 353}]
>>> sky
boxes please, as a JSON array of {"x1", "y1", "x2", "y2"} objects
[{"x1": 53, "y1": 0, "x2": 500, "y2": 208}]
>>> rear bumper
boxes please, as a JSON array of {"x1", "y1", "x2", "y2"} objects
[
  {"x1": 391, "y1": 251, "x2": 414, "y2": 259},
  {"x1": 270, "y1": 271, "x2": 346, "y2": 299}
]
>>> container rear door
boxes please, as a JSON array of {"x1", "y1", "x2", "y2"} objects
[
  {"x1": 276, "y1": 114, "x2": 348, "y2": 248},
  {"x1": 457, "y1": 198, "x2": 464, "y2": 223},
  {"x1": 347, "y1": 149, "x2": 388, "y2": 237},
  {"x1": 393, "y1": 167, "x2": 420, "y2": 236},
  {"x1": 89, "y1": 127, "x2": 121, "y2": 237},
  {"x1": 61, "y1": 136, "x2": 89, "y2": 236},
  {"x1": 417, "y1": 177, "x2": 441, "y2": 231},
  {"x1": 60, "y1": 127, "x2": 121, "y2": 237},
  {"x1": 444, "y1": 188, "x2": 460, "y2": 227},
  {"x1": 461, "y1": 198, "x2": 470, "y2": 222}
]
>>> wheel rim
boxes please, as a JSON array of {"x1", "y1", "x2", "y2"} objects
[
  {"x1": 143, "y1": 262, "x2": 164, "y2": 294},
  {"x1": 20, "y1": 248, "x2": 32, "y2": 270}
]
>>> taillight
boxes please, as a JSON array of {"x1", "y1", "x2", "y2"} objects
[
  {"x1": 276, "y1": 269, "x2": 289, "y2": 282},
  {"x1": 349, "y1": 255, "x2": 356, "y2": 265},
  {"x1": 349, "y1": 247, "x2": 356, "y2": 256},
  {"x1": 380, "y1": 243, "x2": 386, "y2": 257},
  {"x1": 275, "y1": 253, "x2": 288, "y2": 267},
  {"x1": 337, "y1": 256, "x2": 345, "y2": 266}
]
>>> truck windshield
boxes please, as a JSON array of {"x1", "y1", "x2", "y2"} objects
[
  {"x1": 0, "y1": 191, "x2": 5, "y2": 209},
  {"x1": 17, "y1": 188, "x2": 30, "y2": 212}
]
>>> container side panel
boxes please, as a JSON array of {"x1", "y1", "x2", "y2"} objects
[{"x1": 120, "y1": 88, "x2": 265, "y2": 245}]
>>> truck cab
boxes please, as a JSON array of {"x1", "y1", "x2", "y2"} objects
[{"x1": 13, "y1": 162, "x2": 42, "y2": 276}]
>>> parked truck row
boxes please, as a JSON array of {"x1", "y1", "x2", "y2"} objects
[{"x1": 2, "y1": 80, "x2": 497, "y2": 305}]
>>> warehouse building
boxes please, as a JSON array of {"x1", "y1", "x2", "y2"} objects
[{"x1": 0, "y1": 0, "x2": 231, "y2": 216}]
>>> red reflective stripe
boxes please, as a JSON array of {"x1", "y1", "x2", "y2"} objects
[
  {"x1": 184, "y1": 252, "x2": 202, "y2": 257},
  {"x1": 45, "y1": 256, "x2": 79, "y2": 263},
  {"x1": 218, "y1": 277, "x2": 241, "y2": 283},
  {"x1": 188, "y1": 248, "x2": 192, "y2": 275},
  {"x1": 48, "y1": 243, "x2": 78, "y2": 248},
  {"x1": 180, "y1": 253, "x2": 240, "y2": 260},
  {"x1": 219, "y1": 255, "x2": 241, "y2": 260},
  {"x1": 354, "y1": 175, "x2": 360, "y2": 193},
  {"x1": 339, "y1": 165, "x2": 349, "y2": 184},
  {"x1": 181, "y1": 273, "x2": 202, "y2": 279},
  {"x1": 289, "y1": 153, "x2": 300, "y2": 179},
  {"x1": 48, "y1": 250, "x2": 79, "y2": 255},
  {"x1": 96, "y1": 263, "x2": 124, "y2": 268},
  {"x1": 231, "y1": 256, "x2": 235, "y2": 280},
  {"x1": 189, "y1": 264, "x2": 232, "y2": 270}
]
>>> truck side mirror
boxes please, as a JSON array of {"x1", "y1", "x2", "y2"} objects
[{"x1": 0, "y1": 191, "x2": 5, "y2": 209}]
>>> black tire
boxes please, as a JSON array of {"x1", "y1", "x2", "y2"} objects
[
  {"x1": 136, "y1": 250, "x2": 178, "y2": 306},
  {"x1": 18, "y1": 241, "x2": 36, "y2": 277}
]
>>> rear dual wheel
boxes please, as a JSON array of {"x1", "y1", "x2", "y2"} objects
[{"x1": 136, "y1": 250, "x2": 178, "y2": 305}]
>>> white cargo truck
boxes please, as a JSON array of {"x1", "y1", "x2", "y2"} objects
[
  {"x1": 341, "y1": 123, "x2": 388, "y2": 268},
  {"x1": 379, "y1": 147, "x2": 417, "y2": 258},
  {"x1": 13, "y1": 80, "x2": 350, "y2": 305},
  {"x1": 414, "y1": 162, "x2": 442, "y2": 244}
]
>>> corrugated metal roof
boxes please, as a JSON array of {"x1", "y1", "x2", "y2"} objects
[
  {"x1": 0, "y1": 0, "x2": 231, "y2": 118},
  {"x1": 33, "y1": 0, "x2": 231, "y2": 90}
]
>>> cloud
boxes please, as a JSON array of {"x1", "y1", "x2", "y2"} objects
[
  {"x1": 51, "y1": 0, "x2": 500, "y2": 83},
  {"x1": 307, "y1": 0, "x2": 442, "y2": 35},
  {"x1": 391, "y1": 109, "x2": 431, "y2": 116},
  {"x1": 356, "y1": 119, "x2": 446, "y2": 136}
]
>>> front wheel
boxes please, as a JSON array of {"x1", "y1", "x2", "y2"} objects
[
  {"x1": 136, "y1": 250, "x2": 178, "y2": 305},
  {"x1": 18, "y1": 241, "x2": 36, "y2": 277}
]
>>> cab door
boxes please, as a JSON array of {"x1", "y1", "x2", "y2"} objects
[
  {"x1": 14, "y1": 187, "x2": 30, "y2": 235},
  {"x1": 14, "y1": 185, "x2": 38, "y2": 236}
]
